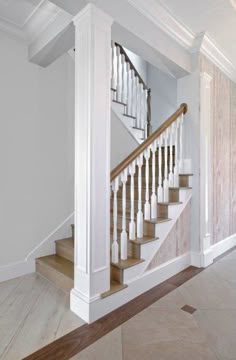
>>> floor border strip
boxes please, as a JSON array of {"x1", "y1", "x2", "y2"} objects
[{"x1": 23, "y1": 266, "x2": 203, "y2": 360}]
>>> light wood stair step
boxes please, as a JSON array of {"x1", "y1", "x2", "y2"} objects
[
  {"x1": 36, "y1": 255, "x2": 74, "y2": 292},
  {"x1": 55, "y1": 237, "x2": 74, "y2": 263},
  {"x1": 111, "y1": 257, "x2": 144, "y2": 270},
  {"x1": 101, "y1": 281, "x2": 128, "y2": 299}
]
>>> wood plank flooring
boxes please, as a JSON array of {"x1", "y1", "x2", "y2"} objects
[{"x1": 23, "y1": 265, "x2": 203, "y2": 360}]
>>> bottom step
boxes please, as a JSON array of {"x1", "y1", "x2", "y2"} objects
[
  {"x1": 36, "y1": 255, "x2": 74, "y2": 292},
  {"x1": 101, "y1": 281, "x2": 128, "y2": 299}
]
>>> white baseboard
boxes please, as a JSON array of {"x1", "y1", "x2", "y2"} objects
[
  {"x1": 0, "y1": 260, "x2": 35, "y2": 283},
  {"x1": 191, "y1": 233, "x2": 236, "y2": 268},
  {"x1": 71, "y1": 252, "x2": 191, "y2": 323},
  {"x1": 0, "y1": 212, "x2": 74, "y2": 283}
]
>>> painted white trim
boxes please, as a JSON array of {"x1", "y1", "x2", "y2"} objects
[
  {"x1": 71, "y1": 252, "x2": 191, "y2": 323},
  {"x1": 200, "y1": 34, "x2": 236, "y2": 83},
  {"x1": 26, "y1": 212, "x2": 74, "y2": 260},
  {"x1": 127, "y1": 0, "x2": 195, "y2": 50},
  {"x1": 0, "y1": 212, "x2": 74, "y2": 283},
  {"x1": 191, "y1": 233, "x2": 236, "y2": 268},
  {"x1": 0, "y1": 260, "x2": 35, "y2": 283},
  {"x1": 127, "y1": 0, "x2": 236, "y2": 83}
]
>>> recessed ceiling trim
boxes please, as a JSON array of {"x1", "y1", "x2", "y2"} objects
[{"x1": 128, "y1": 0, "x2": 236, "y2": 83}]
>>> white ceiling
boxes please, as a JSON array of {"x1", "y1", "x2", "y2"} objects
[
  {"x1": 159, "y1": 0, "x2": 236, "y2": 62},
  {"x1": 0, "y1": 0, "x2": 43, "y2": 28}
]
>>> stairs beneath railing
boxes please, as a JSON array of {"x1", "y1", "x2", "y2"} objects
[{"x1": 35, "y1": 155, "x2": 193, "y2": 299}]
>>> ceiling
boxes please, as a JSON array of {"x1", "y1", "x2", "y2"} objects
[
  {"x1": 159, "y1": 0, "x2": 236, "y2": 62},
  {"x1": 0, "y1": 0, "x2": 43, "y2": 28}
]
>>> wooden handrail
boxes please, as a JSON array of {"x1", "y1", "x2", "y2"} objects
[
  {"x1": 115, "y1": 42, "x2": 148, "y2": 90},
  {"x1": 111, "y1": 103, "x2": 188, "y2": 182}
]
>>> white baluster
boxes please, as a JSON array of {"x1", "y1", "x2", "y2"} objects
[
  {"x1": 136, "y1": 77, "x2": 139, "y2": 126},
  {"x1": 179, "y1": 113, "x2": 184, "y2": 174},
  {"x1": 116, "y1": 45, "x2": 121, "y2": 102},
  {"x1": 121, "y1": 54, "x2": 126, "y2": 104},
  {"x1": 168, "y1": 123, "x2": 174, "y2": 187},
  {"x1": 111, "y1": 41, "x2": 116, "y2": 91},
  {"x1": 144, "y1": 148, "x2": 151, "y2": 220},
  {"x1": 137, "y1": 155, "x2": 144, "y2": 238},
  {"x1": 129, "y1": 161, "x2": 136, "y2": 240},
  {"x1": 174, "y1": 119, "x2": 180, "y2": 187},
  {"x1": 131, "y1": 70, "x2": 135, "y2": 120},
  {"x1": 112, "y1": 177, "x2": 119, "y2": 263},
  {"x1": 163, "y1": 129, "x2": 169, "y2": 202},
  {"x1": 157, "y1": 135, "x2": 163, "y2": 202},
  {"x1": 144, "y1": 89, "x2": 148, "y2": 139},
  {"x1": 151, "y1": 140, "x2": 157, "y2": 219},
  {"x1": 140, "y1": 84, "x2": 144, "y2": 130},
  {"x1": 126, "y1": 62, "x2": 130, "y2": 115},
  {"x1": 120, "y1": 169, "x2": 128, "y2": 260}
]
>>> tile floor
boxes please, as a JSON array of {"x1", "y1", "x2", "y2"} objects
[
  {"x1": 0, "y1": 273, "x2": 84, "y2": 360},
  {"x1": 71, "y1": 249, "x2": 236, "y2": 360}
]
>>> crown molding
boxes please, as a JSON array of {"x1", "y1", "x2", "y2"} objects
[
  {"x1": 127, "y1": 0, "x2": 195, "y2": 49},
  {"x1": 128, "y1": 0, "x2": 236, "y2": 83},
  {"x1": 0, "y1": 1, "x2": 65, "y2": 44},
  {"x1": 201, "y1": 34, "x2": 236, "y2": 82}
]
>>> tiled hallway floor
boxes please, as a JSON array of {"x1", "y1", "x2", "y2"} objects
[
  {"x1": 72, "y1": 250, "x2": 236, "y2": 360},
  {"x1": 0, "y1": 273, "x2": 84, "y2": 360}
]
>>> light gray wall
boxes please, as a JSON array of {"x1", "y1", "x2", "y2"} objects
[
  {"x1": 111, "y1": 110, "x2": 138, "y2": 169},
  {"x1": 125, "y1": 48, "x2": 147, "y2": 83},
  {"x1": 0, "y1": 35, "x2": 74, "y2": 266},
  {"x1": 147, "y1": 64, "x2": 177, "y2": 131}
]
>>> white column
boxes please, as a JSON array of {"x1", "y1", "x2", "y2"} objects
[
  {"x1": 111, "y1": 40, "x2": 116, "y2": 91},
  {"x1": 71, "y1": 4, "x2": 113, "y2": 323},
  {"x1": 199, "y1": 72, "x2": 213, "y2": 267}
]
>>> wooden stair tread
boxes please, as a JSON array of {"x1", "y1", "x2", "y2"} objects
[
  {"x1": 55, "y1": 237, "x2": 74, "y2": 249},
  {"x1": 179, "y1": 173, "x2": 193, "y2": 176},
  {"x1": 36, "y1": 255, "x2": 74, "y2": 279},
  {"x1": 111, "y1": 257, "x2": 144, "y2": 270},
  {"x1": 101, "y1": 281, "x2": 128, "y2": 298},
  {"x1": 130, "y1": 236, "x2": 158, "y2": 245}
]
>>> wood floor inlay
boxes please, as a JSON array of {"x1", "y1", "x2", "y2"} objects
[
  {"x1": 181, "y1": 304, "x2": 197, "y2": 314},
  {"x1": 23, "y1": 265, "x2": 203, "y2": 360}
]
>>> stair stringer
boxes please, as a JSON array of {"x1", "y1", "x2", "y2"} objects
[
  {"x1": 111, "y1": 100, "x2": 144, "y2": 144},
  {"x1": 121, "y1": 189, "x2": 192, "y2": 284}
]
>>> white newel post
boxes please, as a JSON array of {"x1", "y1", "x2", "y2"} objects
[
  {"x1": 199, "y1": 72, "x2": 213, "y2": 267},
  {"x1": 71, "y1": 4, "x2": 113, "y2": 323}
]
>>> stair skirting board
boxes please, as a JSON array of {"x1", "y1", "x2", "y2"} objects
[
  {"x1": 70, "y1": 252, "x2": 191, "y2": 323},
  {"x1": 0, "y1": 259, "x2": 35, "y2": 283},
  {"x1": 191, "y1": 232, "x2": 236, "y2": 268},
  {"x1": 0, "y1": 213, "x2": 74, "y2": 283}
]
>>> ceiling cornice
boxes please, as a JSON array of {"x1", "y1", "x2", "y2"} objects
[
  {"x1": 128, "y1": 0, "x2": 236, "y2": 82},
  {"x1": 0, "y1": 1, "x2": 64, "y2": 44}
]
